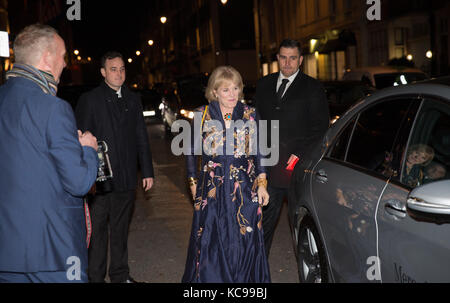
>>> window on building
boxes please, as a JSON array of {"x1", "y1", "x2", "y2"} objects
[
  {"x1": 262, "y1": 63, "x2": 269, "y2": 77},
  {"x1": 440, "y1": 17, "x2": 448, "y2": 34},
  {"x1": 298, "y1": 0, "x2": 307, "y2": 25},
  {"x1": 395, "y1": 47, "x2": 405, "y2": 58},
  {"x1": 329, "y1": 0, "x2": 337, "y2": 15},
  {"x1": 394, "y1": 28, "x2": 405, "y2": 46},
  {"x1": 270, "y1": 61, "x2": 279, "y2": 73},
  {"x1": 344, "y1": 0, "x2": 352, "y2": 12},
  {"x1": 369, "y1": 29, "x2": 388, "y2": 66},
  {"x1": 315, "y1": 0, "x2": 320, "y2": 19}
]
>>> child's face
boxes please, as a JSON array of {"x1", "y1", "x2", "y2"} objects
[{"x1": 407, "y1": 150, "x2": 428, "y2": 166}]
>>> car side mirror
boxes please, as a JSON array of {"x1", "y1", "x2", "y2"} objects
[{"x1": 407, "y1": 180, "x2": 450, "y2": 224}]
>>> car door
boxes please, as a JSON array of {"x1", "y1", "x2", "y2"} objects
[
  {"x1": 311, "y1": 97, "x2": 420, "y2": 282},
  {"x1": 377, "y1": 96, "x2": 450, "y2": 283}
]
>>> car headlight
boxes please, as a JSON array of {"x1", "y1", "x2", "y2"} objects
[
  {"x1": 180, "y1": 109, "x2": 194, "y2": 119},
  {"x1": 330, "y1": 115, "x2": 340, "y2": 124},
  {"x1": 143, "y1": 110, "x2": 156, "y2": 117}
]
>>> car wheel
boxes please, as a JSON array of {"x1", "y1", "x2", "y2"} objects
[{"x1": 297, "y1": 217, "x2": 328, "y2": 283}]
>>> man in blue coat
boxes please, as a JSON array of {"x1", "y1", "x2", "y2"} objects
[{"x1": 0, "y1": 24, "x2": 99, "y2": 283}]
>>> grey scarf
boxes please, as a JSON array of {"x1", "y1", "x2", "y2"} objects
[{"x1": 6, "y1": 63, "x2": 58, "y2": 96}]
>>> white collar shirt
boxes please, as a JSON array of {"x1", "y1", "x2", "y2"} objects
[
  {"x1": 116, "y1": 87, "x2": 122, "y2": 99},
  {"x1": 276, "y1": 69, "x2": 300, "y2": 98}
]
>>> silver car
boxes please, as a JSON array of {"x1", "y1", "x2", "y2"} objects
[{"x1": 288, "y1": 77, "x2": 450, "y2": 283}]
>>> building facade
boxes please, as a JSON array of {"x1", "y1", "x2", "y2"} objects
[
  {"x1": 257, "y1": 0, "x2": 449, "y2": 80},
  {"x1": 143, "y1": 0, "x2": 258, "y2": 86},
  {"x1": 257, "y1": 0, "x2": 364, "y2": 80}
]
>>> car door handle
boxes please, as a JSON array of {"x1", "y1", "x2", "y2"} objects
[
  {"x1": 384, "y1": 200, "x2": 407, "y2": 219},
  {"x1": 315, "y1": 169, "x2": 328, "y2": 183}
]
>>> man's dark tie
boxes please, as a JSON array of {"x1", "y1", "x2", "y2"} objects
[{"x1": 275, "y1": 78, "x2": 289, "y2": 109}]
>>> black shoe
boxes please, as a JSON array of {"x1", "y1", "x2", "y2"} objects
[{"x1": 122, "y1": 277, "x2": 139, "y2": 283}]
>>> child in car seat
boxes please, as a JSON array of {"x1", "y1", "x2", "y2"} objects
[{"x1": 402, "y1": 144, "x2": 435, "y2": 188}]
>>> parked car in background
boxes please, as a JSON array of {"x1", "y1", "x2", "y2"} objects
[
  {"x1": 343, "y1": 66, "x2": 428, "y2": 89},
  {"x1": 160, "y1": 74, "x2": 209, "y2": 132},
  {"x1": 322, "y1": 80, "x2": 376, "y2": 124},
  {"x1": 58, "y1": 84, "x2": 162, "y2": 123},
  {"x1": 160, "y1": 86, "x2": 180, "y2": 132},
  {"x1": 132, "y1": 88, "x2": 162, "y2": 122},
  {"x1": 288, "y1": 76, "x2": 450, "y2": 283}
]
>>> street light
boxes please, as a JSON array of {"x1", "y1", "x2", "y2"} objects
[
  {"x1": 221, "y1": 0, "x2": 228, "y2": 4},
  {"x1": 136, "y1": 51, "x2": 141, "y2": 56},
  {"x1": 128, "y1": 58, "x2": 133, "y2": 63},
  {"x1": 160, "y1": 16, "x2": 167, "y2": 24},
  {"x1": 407, "y1": 54, "x2": 413, "y2": 61},
  {"x1": 426, "y1": 50, "x2": 433, "y2": 59},
  {"x1": 74, "y1": 50, "x2": 79, "y2": 55},
  {"x1": 148, "y1": 40, "x2": 154, "y2": 46}
]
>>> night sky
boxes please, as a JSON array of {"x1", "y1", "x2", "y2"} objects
[{"x1": 68, "y1": 0, "x2": 151, "y2": 61}]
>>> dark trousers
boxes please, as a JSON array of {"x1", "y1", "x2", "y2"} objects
[
  {"x1": 88, "y1": 190, "x2": 135, "y2": 283},
  {"x1": 262, "y1": 186, "x2": 288, "y2": 257}
]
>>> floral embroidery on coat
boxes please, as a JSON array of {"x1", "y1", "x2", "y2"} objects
[
  {"x1": 193, "y1": 104, "x2": 262, "y2": 236},
  {"x1": 182, "y1": 101, "x2": 270, "y2": 282}
]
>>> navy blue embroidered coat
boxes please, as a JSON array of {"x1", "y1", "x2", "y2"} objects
[{"x1": 182, "y1": 101, "x2": 271, "y2": 283}]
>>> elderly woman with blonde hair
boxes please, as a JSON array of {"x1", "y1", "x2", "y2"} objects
[{"x1": 182, "y1": 66, "x2": 271, "y2": 283}]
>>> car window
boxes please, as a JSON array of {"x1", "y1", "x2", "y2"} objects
[
  {"x1": 345, "y1": 98, "x2": 419, "y2": 176},
  {"x1": 400, "y1": 98, "x2": 450, "y2": 188},
  {"x1": 376, "y1": 99, "x2": 421, "y2": 182},
  {"x1": 328, "y1": 118, "x2": 356, "y2": 161}
]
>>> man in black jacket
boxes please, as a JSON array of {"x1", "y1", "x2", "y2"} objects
[
  {"x1": 75, "y1": 51, "x2": 154, "y2": 283},
  {"x1": 255, "y1": 39, "x2": 329, "y2": 257}
]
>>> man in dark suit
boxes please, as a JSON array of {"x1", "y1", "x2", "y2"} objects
[
  {"x1": 75, "y1": 52, "x2": 154, "y2": 283},
  {"x1": 255, "y1": 39, "x2": 329, "y2": 256},
  {"x1": 0, "y1": 24, "x2": 98, "y2": 283}
]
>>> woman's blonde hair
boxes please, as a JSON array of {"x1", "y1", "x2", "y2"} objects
[
  {"x1": 205, "y1": 66, "x2": 244, "y2": 102},
  {"x1": 407, "y1": 144, "x2": 435, "y2": 166}
]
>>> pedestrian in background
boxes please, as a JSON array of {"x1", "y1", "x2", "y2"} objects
[
  {"x1": 182, "y1": 66, "x2": 271, "y2": 283},
  {"x1": 255, "y1": 39, "x2": 329, "y2": 257},
  {"x1": 0, "y1": 24, "x2": 99, "y2": 283},
  {"x1": 75, "y1": 51, "x2": 154, "y2": 283}
]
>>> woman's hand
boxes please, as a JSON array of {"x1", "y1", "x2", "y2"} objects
[
  {"x1": 257, "y1": 185, "x2": 269, "y2": 207},
  {"x1": 255, "y1": 173, "x2": 269, "y2": 206},
  {"x1": 190, "y1": 184, "x2": 197, "y2": 200}
]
